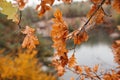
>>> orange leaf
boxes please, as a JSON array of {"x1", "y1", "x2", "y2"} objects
[
  {"x1": 93, "y1": 64, "x2": 99, "y2": 72},
  {"x1": 21, "y1": 26, "x2": 39, "y2": 49},
  {"x1": 68, "y1": 54, "x2": 76, "y2": 68},
  {"x1": 74, "y1": 65, "x2": 83, "y2": 74},
  {"x1": 112, "y1": 0, "x2": 120, "y2": 13},
  {"x1": 16, "y1": 0, "x2": 28, "y2": 10},
  {"x1": 73, "y1": 31, "x2": 88, "y2": 45},
  {"x1": 62, "y1": 0, "x2": 72, "y2": 4},
  {"x1": 84, "y1": 66, "x2": 91, "y2": 74},
  {"x1": 57, "y1": 65, "x2": 65, "y2": 76},
  {"x1": 91, "y1": 0, "x2": 101, "y2": 4},
  {"x1": 36, "y1": 0, "x2": 55, "y2": 16}
]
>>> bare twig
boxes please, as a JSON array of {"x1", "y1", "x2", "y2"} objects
[
  {"x1": 18, "y1": 10, "x2": 22, "y2": 29},
  {"x1": 93, "y1": 72, "x2": 102, "y2": 80},
  {"x1": 101, "y1": 7, "x2": 112, "y2": 17}
]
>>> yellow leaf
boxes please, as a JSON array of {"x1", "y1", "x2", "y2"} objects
[{"x1": 0, "y1": 0, "x2": 18, "y2": 21}]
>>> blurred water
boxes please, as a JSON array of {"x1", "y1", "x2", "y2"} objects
[{"x1": 61, "y1": 44, "x2": 118, "y2": 80}]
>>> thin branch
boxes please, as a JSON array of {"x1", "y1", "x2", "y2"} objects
[
  {"x1": 93, "y1": 72, "x2": 102, "y2": 80},
  {"x1": 101, "y1": 7, "x2": 112, "y2": 17},
  {"x1": 18, "y1": 10, "x2": 22, "y2": 29},
  {"x1": 73, "y1": 44, "x2": 76, "y2": 54},
  {"x1": 65, "y1": 67, "x2": 79, "y2": 75},
  {"x1": 76, "y1": 75, "x2": 80, "y2": 80}
]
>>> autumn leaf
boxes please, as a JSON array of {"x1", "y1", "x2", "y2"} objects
[
  {"x1": 57, "y1": 65, "x2": 65, "y2": 76},
  {"x1": 16, "y1": 0, "x2": 28, "y2": 10},
  {"x1": 36, "y1": 0, "x2": 55, "y2": 16},
  {"x1": 93, "y1": 64, "x2": 99, "y2": 72},
  {"x1": 84, "y1": 66, "x2": 91, "y2": 74},
  {"x1": 51, "y1": 9, "x2": 68, "y2": 56},
  {"x1": 21, "y1": 26, "x2": 39, "y2": 49},
  {"x1": 68, "y1": 54, "x2": 76, "y2": 68},
  {"x1": 62, "y1": 0, "x2": 72, "y2": 4},
  {"x1": 0, "y1": 0, "x2": 18, "y2": 21},
  {"x1": 74, "y1": 65, "x2": 83, "y2": 74},
  {"x1": 112, "y1": 0, "x2": 120, "y2": 13},
  {"x1": 73, "y1": 31, "x2": 88, "y2": 45},
  {"x1": 112, "y1": 40, "x2": 120, "y2": 64},
  {"x1": 87, "y1": 5, "x2": 105, "y2": 24},
  {"x1": 91, "y1": 0, "x2": 101, "y2": 4}
]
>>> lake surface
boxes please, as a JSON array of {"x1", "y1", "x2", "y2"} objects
[{"x1": 61, "y1": 44, "x2": 118, "y2": 80}]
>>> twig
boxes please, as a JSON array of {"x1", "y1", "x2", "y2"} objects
[
  {"x1": 76, "y1": 75, "x2": 80, "y2": 80},
  {"x1": 93, "y1": 72, "x2": 102, "y2": 80},
  {"x1": 101, "y1": 7, "x2": 112, "y2": 17},
  {"x1": 73, "y1": 44, "x2": 76, "y2": 54},
  {"x1": 18, "y1": 10, "x2": 22, "y2": 29}
]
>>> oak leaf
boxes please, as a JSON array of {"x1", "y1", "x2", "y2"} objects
[
  {"x1": 36, "y1": 0, "x2": 54, "y2": 16},
  {"x1": 74, "y1": 65, "x2": 83, "y2": 74},
  {"x1": 73, "y1": 31, "x2": 88, "y2": 45},
  {"x1": 93, "y1": 64, "x2": 99, "y2": 72},
  {"x1": 62, "y1": 0, "x2": 72, "y2": 4},
  {"x1": 112, "y1": 0, "x2": 120, "y2": 13},
  {"x1": 57, "y1": 65, "x2": 65, "y2": 76},
  {"x1": 16, "y1": 0, "x2": 28, "y2": 10},
  {"x1": 68, "y1": 54, "x2": 76, "y2": 68},
  {"x1": 21, "y1": 26, "x2": 39, "y2": 49}
]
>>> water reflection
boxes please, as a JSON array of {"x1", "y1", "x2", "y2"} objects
[{"x1": 61, "y1": 44, "x2": 118, "y2": 80}]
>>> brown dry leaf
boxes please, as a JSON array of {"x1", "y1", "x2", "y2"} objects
[
  {"x1": 16, "y1": 0, "x2": 28, "y2": 10},
  {"x1": 52, "y1": 54, "x2": 67, "y2": 76},
  {"x1": 87, "y1": 4, "x2": 97, "y2": 18},
  {"x1": 74, "y1": 65, "x2": 83, "y2": 74},
  {"x1": 112, "y1": 40, "x2": 120, "y2": 64},
  {"x1": 112, "y1": 0, "x2": 120, "y2": 13},
  {"x1": 73, "y1": 31, "x2": 88, "y2": 45},
  {"x1": 57, "y1": 65, "x2": 65, "y2": 76},
  {"x1": 36, "y1": 0, "x2": 55, "y2": 16},
  {"x1": 21, "y1": 26, "x2": 39, "y2": 49},
  {"x1": 62, "y1": 0, "x2": 72, "y2": 4},
  {"x1": 95, "y1": 8, "x2": 105, "y2": 24},
  {"x1": 51, "y1": 9, "x2": 68, "y2": 56},
  {"x1": 105, "y1": 0, "x2": 111, "y2": 5},
  {"x1": 51, "y1": 9, "x2": 69, "y2": 76},
  {"x1": 93, "y1": 64, "x2": 99, "y2": 72},
  {"x1": 84, "y1": 66, "x2": 91, "y2": 74},
  {"x1": 60, "y1": 53, "x2": 68, "y2": 67},
  {"x1": 87, "y1": 5, "x2": 105, "y2": 24},
  {"x1": 91, "y1": 0, "x2": 101, "y2": 4},
  {"x1": 68, "y1": 54, "x2": 76, "y2": 68},
  {"x1": 80, "y1": 75, "x2": 85, "y2": 80},
  {"x1": 103, "y1": 74, "x2": 112, "y2": 80}
]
